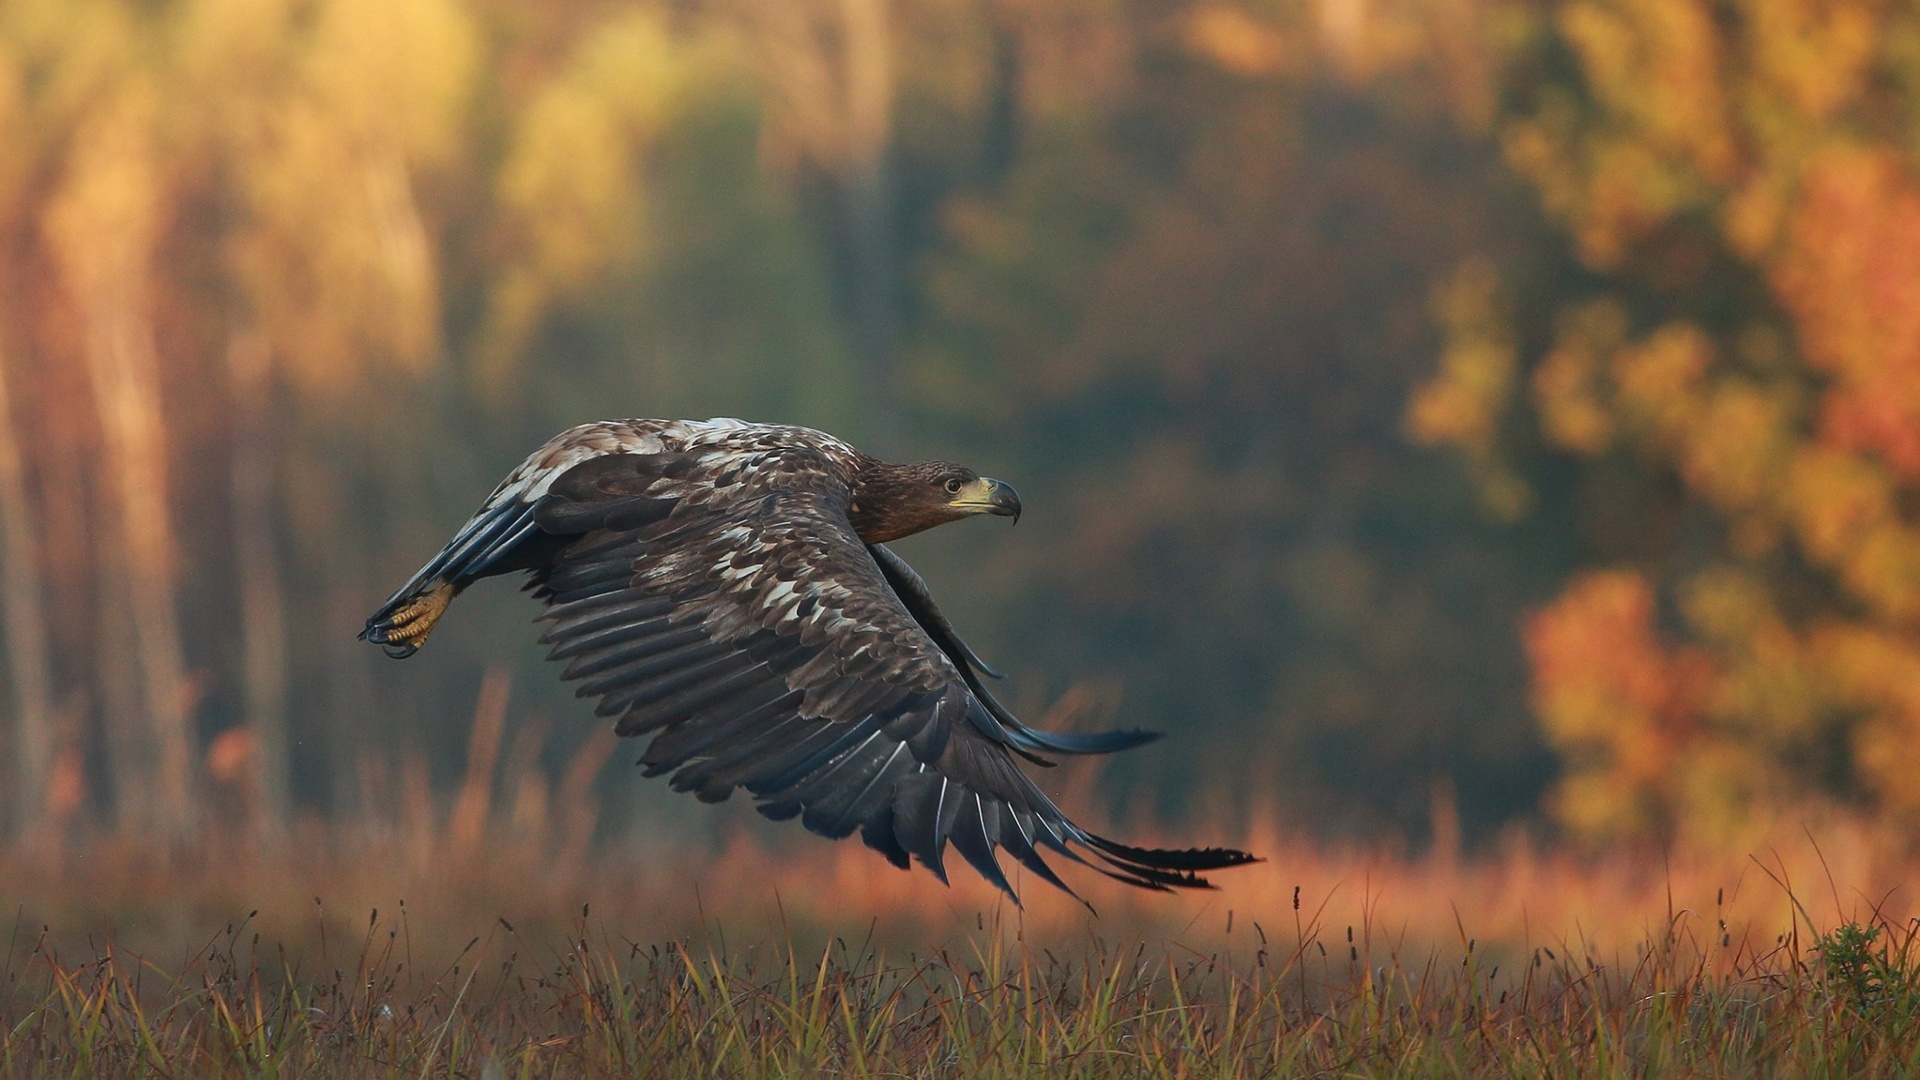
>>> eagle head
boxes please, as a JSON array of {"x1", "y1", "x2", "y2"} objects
[{"x1": 848, "y1": 460, "x2": 1021, "y2": 543}]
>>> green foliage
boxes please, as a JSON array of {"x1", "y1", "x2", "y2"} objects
[{"x1": 1815, "y1": 920, "x2": 1920, "y2": 1016}]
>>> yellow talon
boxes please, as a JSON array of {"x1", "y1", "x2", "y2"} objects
[{"x1": 384, "y1": 582, "x2": 455, "y2": 648}]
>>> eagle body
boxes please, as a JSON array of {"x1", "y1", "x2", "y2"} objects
[{"x1": 364, "y1": 419, "x2": 1254, "y2": 899}]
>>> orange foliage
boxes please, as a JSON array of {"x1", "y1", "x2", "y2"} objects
[
  {"x1": 1431, "y1": 0, "x2": 1920, "y2": 838},
  {"x1": 1780, "y1": 149, "x2": 1920, "y2": 478},
  {"x1": 1524, "y1": 571, "x2": 1712, "y2": 837}
]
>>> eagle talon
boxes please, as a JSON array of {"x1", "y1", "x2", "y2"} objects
[{"x1": 365, "y1": 581, "x2": 454, "y2": 657}]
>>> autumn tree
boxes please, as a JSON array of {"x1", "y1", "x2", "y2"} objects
[{"x1": 1415, "y1": 0, "x2": 1920, "y2": 838}]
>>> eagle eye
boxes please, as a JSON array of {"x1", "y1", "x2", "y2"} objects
[{"x1": 943, "y1": 476, "x2": 964, "y2": 495}]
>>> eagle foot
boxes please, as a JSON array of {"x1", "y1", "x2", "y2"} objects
[{"x1": 368, "y1": 582, "x2": 455, "y2": 658}]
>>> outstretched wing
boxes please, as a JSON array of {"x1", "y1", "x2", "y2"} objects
[
  {"x1": 528, "y1": 448, "x2": 1255, "y2": 900},
  {"x1": 363, "y1": 419, "x2": 694, "y2": 657},
  {"x1": 867, "y1": 544, "x2": 1161, "y2": 762}
]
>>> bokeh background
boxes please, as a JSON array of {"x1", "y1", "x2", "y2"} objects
[{"x1": 4, "y1": 0, "x2": 1920, "y2": 890}]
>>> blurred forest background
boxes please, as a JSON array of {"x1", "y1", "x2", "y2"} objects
[{"x1": 3, "y1": 0, "x2": 1919, "y2": 860}]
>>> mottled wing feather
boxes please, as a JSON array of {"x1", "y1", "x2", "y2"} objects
[
  {"x1": 527, "y1": 447, "x2": 1253, "y2": 901},
  {"x1": 370, "y1": 419, "x2": 1255, "y2": 899},
  {"x1": 364, "y1": 419, "x2": 865, "y2": 654}
]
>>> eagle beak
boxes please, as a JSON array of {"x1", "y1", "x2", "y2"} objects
[{"x1": 953, "y1": 477, "x2": 1021, "y2": 523}]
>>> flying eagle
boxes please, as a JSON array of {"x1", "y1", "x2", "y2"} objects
[{"x1": 362, "y1": 419, "x2": 1255, "y2": 900}]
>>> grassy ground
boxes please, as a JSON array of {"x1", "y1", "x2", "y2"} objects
[
  {"x1": 4, "y1": 814, "x2": 1920, "y2": 1078},
  {"x1": 4, "y1": 885, "x2": 1919, "y2": 1077},
  {"x1": 6, "y1": 729, "x2": 1919, "y2": 1076}
]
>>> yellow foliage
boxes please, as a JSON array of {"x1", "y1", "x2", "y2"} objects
[
  {"x1": 1410, "y1": 260, "x2": 1516, "y2": 452},
  {"x1": 1679, "y1": 566, "x2": 1779, "y2": 647},
  {"x1": 1524, "y1": 570, "x2": 1708, "y2": 837},
  {"x1": 1681, "y1": 568, "x2": 1819, "y2": 744},
  {"x1": 1505, "y1": 0, "x2": 1740, "y2": 270},
  {"x1": 1527, "y1": 566, "x2": 1817, "y2": 839},
  {"x1": 0, "y1": 48, "x2": 27, "y2": 224},
  {"x1": 1810, "y1": 621, "x2": 1920, "y2": 812},
  {"x1": 1551, "y1": 771, "x2": 1652, "y2": 838},
  {"x1": 1785, "y1": 446, "x2": 1891, "y2": 570},
  {"x1": 1675, "y1": 381, "x2": 1789, "y2": 515},
  {"x1": 1183, "y1": 6, "x2": 1289, "y2": 77},
  {"x1": 1533, "y1": 300, "x2": 1625, "y2": 454},
  {"x1": 305, "y1": 0, "x2": 477, "y2": 167},
  {"x1": 1613, "y1": 322, "x2": 1710, "y2": 438},
  {"x1": 1837, "y1": 522, "x2": 1920, "y2": 622},
  {"x1": 44, "y1": 81, "x2": 164, "y2": 314},
  {"x1": 213, "y1": 0, "x2": 481, "y2": 396},
  {"x1": 1745, "y1": 0, "x2": 1880, "y2": 122},
  {"x1": 1558, "y1": 0, "x2": 1734, "y2": 181},
  {"x1": 481, "y1": 14, "x2": 699, "y2": 382},
  {"x1": 1668, "y1": 739, "x2": 1790, "y2": 842},
  {"x1": 1409, "y1": 259, "x2": 1532, "y2": 519}
]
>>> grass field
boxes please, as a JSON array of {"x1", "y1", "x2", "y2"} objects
[{"x1": 5, "y1": 805, "x2": 1920, "y2": 1078}]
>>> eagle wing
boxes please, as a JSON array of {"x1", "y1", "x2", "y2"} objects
[
  {"x1": 866, "y1": 543, "x2": 1162, "y2": 761},
  {"x1": 526, "y1": 446, "x2": 1253, "y2": 900}
]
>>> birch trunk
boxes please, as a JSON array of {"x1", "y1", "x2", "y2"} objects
[
  {"x1": 98, "y1": 547, "x2": 153, "y2": 827},
  {"x1": 0, "y1": 335, "x2": 55, "y2": 840},
  {"x1": 85, "y1": 276, "x2": 197, "y2": 840},
  {"x1": 48, "y1": 96, "x2": 197, "y2": 840},
  {"x1": 228, "y1": 321, "x2": 290, "y2": 840}
]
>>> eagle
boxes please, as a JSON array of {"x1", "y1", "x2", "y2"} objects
[{"x1": 362, "y1": 419, "x2": 1255, "y2": 900}]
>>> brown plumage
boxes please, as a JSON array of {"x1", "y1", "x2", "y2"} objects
[{"x1": 362, "y1": 418, "x2": 1257, "y2": 901}]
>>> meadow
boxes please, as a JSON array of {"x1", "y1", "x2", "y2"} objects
[{"x1": 5, "y1": 786, "x2": 1919, "y2": 1078}]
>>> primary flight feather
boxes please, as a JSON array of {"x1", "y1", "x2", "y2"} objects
[{"x1": 362, "y1": 418, "x2": 1256, "y2": 901}]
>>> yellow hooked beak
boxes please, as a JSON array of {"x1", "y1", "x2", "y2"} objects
[{"x1": 951, "y1": 477, "x2": 1022, "y2": 523}]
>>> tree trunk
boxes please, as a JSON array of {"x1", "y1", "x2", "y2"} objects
[
  {"x1": 48, "y1": 100, "x2": 198, "y2": 840},
  {"x1": 0, "y1": 335, "x2": 55, "y2": 842},
  {"x1": 228, "y1": 320, "x2": 290, "y2": 841},
  {"x1": 84, "y1": 278, "x2": 197, "y2": 840},
  {"x1": 97, "y1": 547, "x2": 153, "y2": 829}
]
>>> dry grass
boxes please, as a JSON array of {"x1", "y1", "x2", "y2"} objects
[
  {"x1": 6, "y1": 885, "x2": 1918, "y2": 1078},
  {"x1": 7, "y1": 706, "x2": 1920, "y2": 1075},
  {"x1": 3, "y1": 801, "x2": 1920, "y2": 1076}
]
